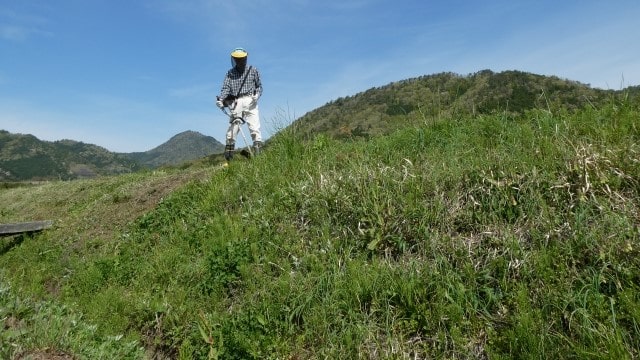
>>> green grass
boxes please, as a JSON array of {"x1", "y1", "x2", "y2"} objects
[
  {"x1": 0, "y1": 280, "x2": 144, "y2": 359},
  {"x1": 1, "y1": 97, "x2": 639, "y2": 359}
]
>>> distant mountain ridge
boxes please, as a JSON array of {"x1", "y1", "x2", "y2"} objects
[
  {"x1": 122, "y1": 131, "x2": 225, "y2": 168},
  {"x1": 0, "y1": 130, "x2": 224, "y2": 181}
]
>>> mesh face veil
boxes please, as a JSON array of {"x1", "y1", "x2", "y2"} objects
[{"x1": 230, "y1": 47, "x2": 248, "y2": 69}]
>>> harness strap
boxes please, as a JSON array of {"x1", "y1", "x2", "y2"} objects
[{"x1": 235, "y1": 66, "x2": 253, "y2": 98}]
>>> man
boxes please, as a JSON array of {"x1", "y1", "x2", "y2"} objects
[{"x1": 216, "y1": 47, "x2": 263, "y2": 160}]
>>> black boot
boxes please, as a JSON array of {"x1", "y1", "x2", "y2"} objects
[
  {"x1": 253, "y1": 141, "x2": 262, "y2": 156},
  {"x1": 224, "y1": 142, "x2": 235, "y2": 161}
]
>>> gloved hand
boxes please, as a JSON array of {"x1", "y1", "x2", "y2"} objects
[
  {"x1": 216, "y1": 99, "x2": 224, "y2": 109},
  {"x1": 251, "y1": 92, "x2": 259, "y2": 105}
]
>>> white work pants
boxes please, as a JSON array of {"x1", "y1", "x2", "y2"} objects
[{"x1": 226, "y1": 95, "x2": 262, "y2": 144}]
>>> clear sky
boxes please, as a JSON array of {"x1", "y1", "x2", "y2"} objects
[{"x1": 1, "y1": 1, "x2": 639, "y2": 152}]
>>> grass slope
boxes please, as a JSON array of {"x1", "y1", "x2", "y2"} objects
[{"x1": 1, "y1": 98, "x2": 639, "y2": 359}]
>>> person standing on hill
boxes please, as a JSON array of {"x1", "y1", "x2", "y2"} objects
[{"x1": 215, "y1": 47, "x2": 263, "y2": 161}]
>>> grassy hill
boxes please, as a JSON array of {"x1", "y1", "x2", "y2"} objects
[
  {"x1": 1, "y1": 80, "x2": 639, "y2": 358},
  {"x1": 292, "y1": 70, "x2": 619, "y2": 140}
]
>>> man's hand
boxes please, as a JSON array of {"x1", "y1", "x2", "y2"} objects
[
  {"x1": 251, "y1": 94, "x2": 259, "y2": 105},
  {"x1": 216, "y1": 99, "x2": 224, "y2": 109}
]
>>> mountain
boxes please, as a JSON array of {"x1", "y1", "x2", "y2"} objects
[
  {"x1": 122, "y1": 131, "x2": 225, "y2": 168},
  {"x1": 0, "y1": 130, "x2": 224, "y2": 181},
  {"x1": 291, "y1": 69, "x2": 629, "y2": 140},
  {"x1": 0, "y1": 131, "x2": 140, "y2": 181}
]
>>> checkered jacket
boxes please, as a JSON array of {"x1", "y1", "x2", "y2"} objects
[{"x1": 219, "y1": 66, "x2": 262, "y2": 100}]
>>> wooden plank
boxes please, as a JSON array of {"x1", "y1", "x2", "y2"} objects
[{"x1": 0, "y1": 220, "x2": 54, "y2": 236}]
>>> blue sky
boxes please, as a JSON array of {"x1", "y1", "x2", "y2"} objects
[{"x1": 1, "y1": 1, "x2": 639, "y2": 152}]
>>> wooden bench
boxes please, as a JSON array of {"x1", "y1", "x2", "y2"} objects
[{"x1": 0, "y1": 220, "x2": 54, "y2": 237}]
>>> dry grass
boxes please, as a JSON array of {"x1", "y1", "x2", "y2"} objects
[{"x1": 1, "y1": 167, "x2": 216, "y2": 244}]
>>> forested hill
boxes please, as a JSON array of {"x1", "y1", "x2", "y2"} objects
[
  {"x1": 292, "y1": 69, "x2": 635, "y2": 140},
  {"x1": 0, "y1": 130, "x2": 224, "y2": 181},
  {"x1": 122, "y1": 131, "x2": 225, "y2": 169},
  {"x1": 0, "y1": 131, "x2": 140, "y2": 181}
]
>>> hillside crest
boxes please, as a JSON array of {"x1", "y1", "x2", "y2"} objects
[{"x1": 3, "y1": 69, "x2": 639, "y2": 181}]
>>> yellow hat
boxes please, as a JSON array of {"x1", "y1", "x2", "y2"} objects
[{"x1": 231, "y1": 47, "x2": 248, "y2": 58}]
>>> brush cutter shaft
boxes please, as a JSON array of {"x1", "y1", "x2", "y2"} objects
[{"x1": 236, "y1": 124, "x2": 253, "y2": 157}]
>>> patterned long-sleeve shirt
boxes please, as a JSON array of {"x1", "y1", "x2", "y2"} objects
[{"x1": 219, "y1": 66, "x2": 262, "y2": 101}]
